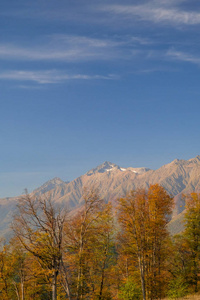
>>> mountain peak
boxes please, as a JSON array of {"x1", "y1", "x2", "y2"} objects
[
  {"x1": 33, "y1": 177, "x2": 66, "y2": 195},
  {"x1": 87, "y1": 161, "x2": 120, "y2": 176},
  {"x1": 188, "y1": 155, "x2": 200, "y2": 164},
  {"x1": 193, "y1": 155, "x2": 200, "y2": 161},
  {"x1": 49, "y1": 177, "x2": 65, "y2": 184}
]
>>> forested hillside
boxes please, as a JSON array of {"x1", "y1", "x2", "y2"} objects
[{"x1": 1, "y1": 185, "x2": 200, "y2": 300}]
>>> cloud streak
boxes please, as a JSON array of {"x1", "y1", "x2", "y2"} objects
[
  {"x1": 0, "y1": 70, "x2": 118, "y2": 84},
  {"x1": 0, "y1": 34, "x2": 150, "y2": 62},
  {"x1": 101, "y1": 2, "x2": 200, "y2": 26},
  {"x1": 0, "y1": 36, "x2": 118, "y2": 62},
  {"x1": 167, "y1": 49, "x2": 200, "y2": 65},
  {"x1": 0, "y1": 36, "x2": 117, "y2": 61}
]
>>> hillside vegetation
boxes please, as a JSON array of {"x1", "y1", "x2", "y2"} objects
[{"x1": 1, "y1": 185, "x2": 200, "y2": 300}]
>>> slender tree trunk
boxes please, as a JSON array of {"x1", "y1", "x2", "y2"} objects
[
  {"x1": 138, "y1": 255, "x2": 146, "y2": 300},
  {"x1": 61, "y1": 258, "x2": 72, "y2": 300},
  {"x1": 76, "y1": 252, "x2": 82, "y2": 299},
  {"x1": 52, "y1": 270, "x2": 58, "y2": 300},
  {"x1": 193, "y1": 252, "x2": 198, "y2": 293},
  {"x1": 76, "y1": 225, "x2": 84, "y2": 300},
  {"x1": 13, "y1": 281, "x2": 20, "y2": 300},
  {"x1": 98, "y1": 245, "x2": 108, "y2": 300},
  {"x1": 21, "y1": 280, "x2": 24, "y2": 300},
  {"x1": 126, "y1": 258, "x2": 129, "y2": 278}
]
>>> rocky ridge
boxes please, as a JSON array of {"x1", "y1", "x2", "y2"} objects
[{"x1": 1, "y1": 156, "x2": 200, "y2": 236}]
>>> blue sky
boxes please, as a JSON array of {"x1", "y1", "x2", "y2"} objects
[{"x1": 1, "y1": 0, "x2": 200, "y2": 197}]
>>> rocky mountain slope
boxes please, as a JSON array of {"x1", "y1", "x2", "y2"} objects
[{"x1": 1, "y1": 156, "x2": 200, "y2": 236}]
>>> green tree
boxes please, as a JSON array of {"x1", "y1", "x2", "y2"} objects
[{"x1": 184, "y1": 192, "x2": 200, "y2": 292}]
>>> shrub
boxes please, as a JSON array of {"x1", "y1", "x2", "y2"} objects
[
  {"x1": 119, "y1": 280, "x2": 142, "y2": 300},
  {"x1": 167, "y1": 277, "x2": 189, "y2": 299}
]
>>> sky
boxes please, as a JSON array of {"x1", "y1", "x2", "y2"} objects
[{"x1": 1, "y1": 0, "x2": 200, "y2": 197}]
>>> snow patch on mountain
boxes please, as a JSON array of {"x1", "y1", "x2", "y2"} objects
[
  {"x1": 127, "y1": 167, "x2": 151, "y2": 174},
  {"x1": 87, "y1": 161, "x2": 121, "y2": 175},
  {"x1": 87, "y1": 162, "x2": 151, "y2": 176}
]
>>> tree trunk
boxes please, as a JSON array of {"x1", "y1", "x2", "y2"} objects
[
  {"x1": 193, "y1": 253, "x2": 198, "y2": 293},
  {"x1": 61, "y1": 258, "x2": 72, "y2": 300},
  {"x1": 98, "y1": 244, "x2": 108, "y2": 300},
  {"x1": 13, "y1": 281, "x2": 20, "y2": 300},
  {"x1": 138, "y1": 255, "x2": 146, "y2": 300},
  {"x1": 21, "y1": 280, "x2": 24, "y2": 300},
  {"x1": 76, "y1": 227, "x2": 84, "y2": 300},
  {"x1": 52, "y1": 270, "x2": 58, "y2": 300}
]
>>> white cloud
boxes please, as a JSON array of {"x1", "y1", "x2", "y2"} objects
[
  {"x1": 0, "y1": 34, "x2": 149, "y2": 62},
  {"x1": 0, "y1": 70, "x2": 118, "y2": 84},
  {"x1": 167, "y1": 49, "x2": 200, "y2": 65},
  {"x1": 0, "y1": 36, "x2": 119, "y2": 62},
  {"x1": 136, "y1": 66, "x2": 178, "y2": 73},
  {"x1": 101, "y1": 2, "x2": 200, "y2": 26}
]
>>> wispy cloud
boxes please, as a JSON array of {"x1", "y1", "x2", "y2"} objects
[
  {"x1": 101, "y1": 2, "x2": 200, "y2": 26},
  {"x1": 0, "y1": 34, "x2": 149, "y2": 62},
  {"x1": 0, "y1": 70, "x2": 118, "y2": 84},
  {"x1": 0, "y1": 36, "x2": 117, "y2": 61},
  {"x1": 136, "y1": 66, "x2": 178, "y2": 74},
  {"x1": 0, "y1": 36, "x2": 117, "y2": 62},
  {"x1": 167, "y1": 49, "x2": 200, "y2": 65}
]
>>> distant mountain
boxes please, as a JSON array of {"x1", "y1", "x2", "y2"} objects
[
  {"x1": 34, "y1": 177, "x2": 67, "y2": 195},
  {"x1": 87, "y1": 161, "x2": 150, "y2": 176},
  {"x1": 1, "y1": 156, "x2": 200, "y2": 236},
  {"x1": 86, "y1": 161, "x2": 121, "y2": 175}
]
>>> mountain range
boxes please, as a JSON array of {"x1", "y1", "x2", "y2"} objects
[{"x1": 1, "y1": 156, "x2": 200, "y2": 237}]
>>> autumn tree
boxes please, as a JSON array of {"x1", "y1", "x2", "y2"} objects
[
  {"x1": 9, "y1": 238, "x2": 27, "y2": 300},
  {"x1": 0, "y1": 238, "x2": 29, "y2": 300},
  {"x1": 118, "y1": 184, "x2": 173, "y2": 300},
  {"x1": 12, "y1": 192, "x2": 69, "y2": 300},
  {"x1": 167, "y1": 235, "x2": 190, "y2": 298},
  {"x1": 88, "y1": 202, "x2": 115, "y2": 300},
  {"x1": 0, "y1": 242, "x2": 15, "y2": 299},
  {"x1": 63, "y1": 189, "x2": 115, "y2": 300}
]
